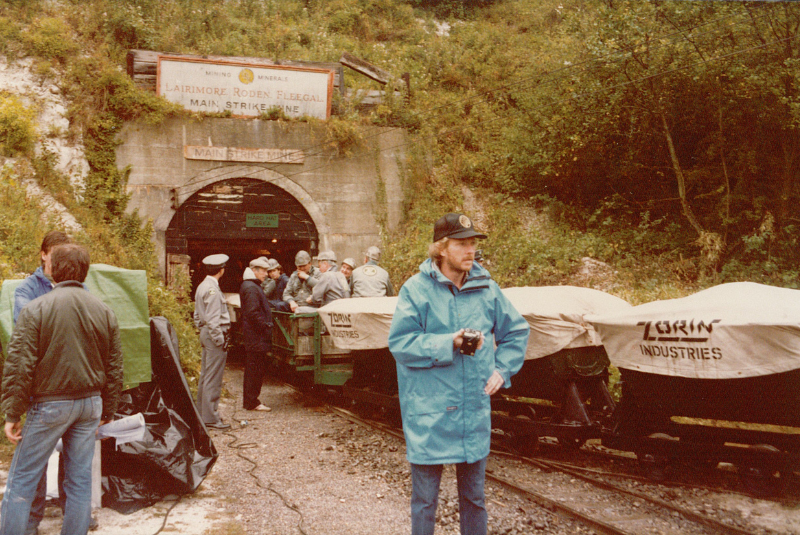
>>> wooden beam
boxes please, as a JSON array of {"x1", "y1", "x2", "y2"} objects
[{"x1": 339, "y1": 52, "x2": 402, "y2": 87}]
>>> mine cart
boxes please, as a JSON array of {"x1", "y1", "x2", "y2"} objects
[
  {"x1": 271, "y1": 310, "x2": 353, "y2": 388},
  {"x1": 318, "y1": 287, "x2": 632, "y2": 454},
  {"x1": 589, "y1": 282, "x2": 800, "y2": 494},
  {"x1": 317, "y1": 297, "x2": 399, "y2": 410},
  {"x1": 494, "y1": 286, "x2": 631, "y2": 454}
]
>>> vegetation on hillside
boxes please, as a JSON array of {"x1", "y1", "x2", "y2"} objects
[{"x1": 0, "y1": 0, "x2": 798, "y2": 383}]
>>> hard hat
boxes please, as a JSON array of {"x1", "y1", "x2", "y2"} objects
[
  {"x1": 365, "y1": 246, "x2": 381, "y2": 262},
  {"x1": 318, "y1": 250, "x2": 337, "y2": 263}
]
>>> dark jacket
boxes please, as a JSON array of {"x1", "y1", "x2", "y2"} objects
[
  {"x1": 263, "y1": 273, "x2": 289, "y2": 301},
  {"x1": 2, "y1": 281, "x2": 124, "y2": 422},
  {"x1": 239, "y1": 279, "x2": 273, "y2": 355}
]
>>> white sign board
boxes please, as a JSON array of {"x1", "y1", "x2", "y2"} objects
[{"x1": 158, "y1": 57, "x2": 333, "y2": 119}]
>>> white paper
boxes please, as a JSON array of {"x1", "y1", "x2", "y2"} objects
[{"x1": 96, "y1": 413, "x2": 146, "y2": 445}]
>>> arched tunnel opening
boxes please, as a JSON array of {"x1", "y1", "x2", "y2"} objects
[{"x1": 166, "y1": 177, "x2": 318, "y2": 296}]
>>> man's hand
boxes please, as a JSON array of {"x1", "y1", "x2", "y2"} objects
[
  {"x1": 97, "y1": 420, "x2": 111, "y2": 439},
  {"x1": 452, "y1": 329, "x2": 485, "y2": 351},
  {"x1": 5, "y1": 421, "x2": 22, "y2": 445},
  {"x1": 484, "y1": 370, "x2": 504, "y2": 396},
  {"x1": 306, "y1": 296, "x2": 313, "y2": 304},
  {"x1": 298, "y1": 271, "x2": 309, "y2": 281},
  {"x1": 289, "y1": 301, "x2": 298, "y2": 312}
]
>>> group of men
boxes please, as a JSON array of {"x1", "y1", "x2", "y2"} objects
[
  {"x1": 1, "y1": 232, "x2": 122, "y2": 535},
  {"x1": 192, "y1": 246, "x2": 395, "y2": 431},
  {"x1": 1, "y1": 212, "x2": 524, "y2": 535},
  {"x1": 279, "y1": 245, "x2": 394, "y2": 313}
]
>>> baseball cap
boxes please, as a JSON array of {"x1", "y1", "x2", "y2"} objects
[{"x1": 433, "y1": 213, "x2": 487, "y2": 242}]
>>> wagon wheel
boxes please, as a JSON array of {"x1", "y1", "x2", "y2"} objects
[
  {"x1": 740, "y1": 465, "x2": 785, "y2": 497},
  {"x1": 557, "y1": 436, "x2": 586, "y2": 452},
  {"x1": 636, "y1": 451, "x2": 669, "y2": 482},
  {"x1": 512, "y1": 433, "x2": 540, "y2": 457}
]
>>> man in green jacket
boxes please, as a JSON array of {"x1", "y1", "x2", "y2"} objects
[{"x1": 0, "y1": 244, "x2": 123, "y2": 535}]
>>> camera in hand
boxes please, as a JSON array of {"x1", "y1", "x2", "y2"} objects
[{"x1": 460, "y1": 329, "x2": 482, "y2": 356}]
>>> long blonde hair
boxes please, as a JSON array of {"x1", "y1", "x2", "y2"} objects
[{"x1": 427, "y1": 237, "x2": 450, "y2": 263}]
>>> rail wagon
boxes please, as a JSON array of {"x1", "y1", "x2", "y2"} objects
[
  {"x1": 588, "y1": 282, "x2": 800, "y2": 493},
  {"x1": 316, "y1": 286, "x2": 632, "y2": 452},
  {"x1": 225, "y1": 293, "x2": 353, "y2": 387}
]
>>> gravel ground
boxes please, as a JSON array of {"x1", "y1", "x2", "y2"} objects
[{"x1": 5, "y1": 363, "x2": 800, "y2": 534}]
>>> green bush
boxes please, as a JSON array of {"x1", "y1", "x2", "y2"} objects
[
  {"x1": 0, "y1": 17, "x2": 20, "y2": 56},
  {"x1": 0, "y1": 95, "x2": 37, "y2": 158},
  {"x1": 0, "y1": 164, "x2": 58, "y2": 277},
  {"x1": 23, "y1": 17, "x2": 76, "y2": 62}
]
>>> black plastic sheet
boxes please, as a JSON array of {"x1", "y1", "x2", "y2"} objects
[{"x1": 101, "y1": 317, "x2": 217, "y2": 514}]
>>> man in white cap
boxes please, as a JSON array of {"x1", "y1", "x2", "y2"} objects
[
  {"x1": 306, "y1": 251, "x2": 350, "y2": 307},
  {"x1": 283, "y1": 250, "x2": 320, "y2": 313},
  {"x1": 350, "y1": 246, "x2": 394, "y2": 298},
  {"x1": 239, "y1": 258, "x2": 273, "y2": 412},
  {"x1": 194, "y1": 254, "x2": 232, "y2": 430}
]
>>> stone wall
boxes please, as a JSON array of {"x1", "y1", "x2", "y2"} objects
[{"x1": 116, "y1": 117, "x2": 405, "y2": 277}]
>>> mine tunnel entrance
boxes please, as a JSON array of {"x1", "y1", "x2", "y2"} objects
[{"x1": 165, "y1": 177, "x2": 318, "y2": 296}]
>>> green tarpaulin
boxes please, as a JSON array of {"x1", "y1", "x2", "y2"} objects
[{"x1": 0, "y1": 264, "x2": 151, "y2": 388}]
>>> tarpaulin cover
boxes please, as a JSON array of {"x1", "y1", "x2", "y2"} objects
[
  {"x1": 502, "y1": 286, "x2": 631, "y2": 360},
  {"x1": 102, "y1": 316, "x2": 217, "y2": 514},
  {"x1": 318, "y1": 287, "x2": 631, "y2": 360},
  {"x1": 586, "y1": 282, "x2": 800, "y2": 379},
  {"x1": 318, "y1": 296, "x2": 398, "y2": 350},
  {"x1": 0, "y1": 264, "x2": 151, "y2": 388}
]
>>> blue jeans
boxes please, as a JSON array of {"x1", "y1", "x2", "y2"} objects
[
  {"x1": 24, "y1": 469, "x2": 48, "y2": 535},
  {"x1": 410, "y1": 457, "x2": 488, "y2": 535},
  {"x1": 0, "y1": 396, "x2": 101, "y2": 535}
]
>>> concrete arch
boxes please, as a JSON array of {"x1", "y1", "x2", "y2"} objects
[{"x1": 171, "y1": 165, "x2": 329, "y2": 236}]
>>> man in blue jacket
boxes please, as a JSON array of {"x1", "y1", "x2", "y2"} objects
[
  {"x1": 13, "y1": 230, "x2": 71, "y2": 324},
  {"x1": 388, "y1": 213, "x2": 530, "y2": 535}
]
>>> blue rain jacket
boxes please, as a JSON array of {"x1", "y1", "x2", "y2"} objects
[
  {"x1": 13, "y1": 267, "x2": 53, "y2": 324},
  {"x1": 388, "y1": 259, "x2": 529, "y2": 465}
]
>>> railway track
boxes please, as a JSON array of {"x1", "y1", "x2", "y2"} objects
[{"x1": 327, "y1": 404, "x2": 758, "y2": 535}]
